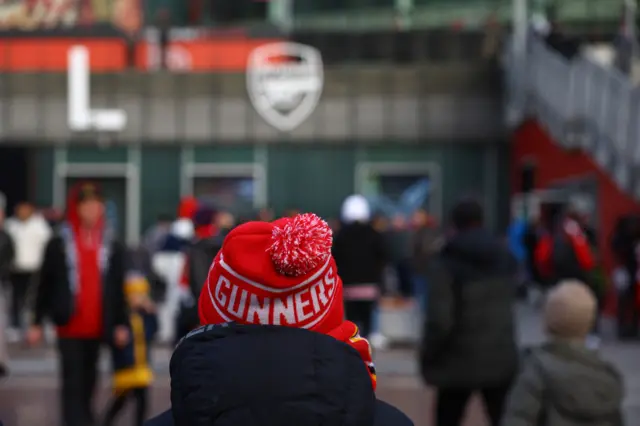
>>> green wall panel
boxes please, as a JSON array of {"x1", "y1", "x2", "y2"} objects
[
  {"x1": 438, "y1": 144, "x2": 486, "y2": 222},
  {"x1": 33, "y1": 146, "x2": 54, "y2": 207},
  {"x1": 265, "y1": 143, "x2": 501, "y2": 225},
  {"x1": 193, "y1": 146, "x2": 254, "y2": 163},
  {"x1": 66, "y1": 146, "x2": 128, "y2": 163},
  {"x1": 360, "y1": 146, "x2": 442, "y2": 163},
  {"x1": 140, "y1": 147, "x2": 181, "y2": 233},
  {"x1": 267, "y1": 146, "x2": 356, "y2": 219}
]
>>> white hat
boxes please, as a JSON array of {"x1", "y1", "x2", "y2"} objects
[{"x1": 341, "y1": 195, "x2": 371, "y2": 224}]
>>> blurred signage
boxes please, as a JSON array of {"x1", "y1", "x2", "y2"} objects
[
  {"x1": 0, "y1": 0, "x2": 141, "y2": 34},
  {"x1": 247, "y1": 42, "x2": 323, "y2": 131},
  {"x1": 0, "y1": 29, "x2": 281, "y2": 71},
  {"x1": 0, "y1": 38, "x2": 127, "y2": 71},
  {"x1": 67, "y1": 45, "x2": 127, "y2": 132},
  {"x1": 135, "y1": 38, "x2": 283, "y2": 71}
]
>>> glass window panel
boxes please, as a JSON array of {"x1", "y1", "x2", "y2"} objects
[{"x1": 193, "y1": 177, "x2": 255, "y2": 216}]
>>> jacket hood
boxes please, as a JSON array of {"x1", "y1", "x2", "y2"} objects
[
  {"x1": 65, "y1": 182, "x2": 104, "y2": 229},
  {"x1": 169, "y1": 323, "x2": 412, "y2": 426},
  {"x1": 341, "y1": 195, "x2": 371, "y2": 224},
  {"x1": 443, "y1": 228, "x2": 508, "y2": 269},
  {"x1": 535, "y1": 342, "x2": 623, "y2": 419}
]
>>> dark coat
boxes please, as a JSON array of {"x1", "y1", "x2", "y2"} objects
[
  {"x1": 332, "y1": 222, "x2": 387, "y2": 287},
  {"x1": 176, "y1": 235, "x2": 223, "y2": 339},
  {"x1": 0, "y1": 229, "x2": 13, "y2": 281},
  {"x1": 111, "y1": 308, "x2": 158, "y2": 391},
  {"x1": 185, "y1": 235, "x2": 223, "y2": 299},
  {"x1": 32, "y1": 228, "x2": 128, "y2": 341},
  {"x1": 144, "y1": 323, "x2": 413, "y2": 426},
  {"x1": 411, "y1": 226, "x2": 442, "y2": 276},
  {"x1": 112, "y1": 309, "x2": 157, "y2": 372},
  {"x1": 420, "y1": 228, "x2": 519, "y2": 389},
  {"x1": 127, "y1": 246, "x2": 167, "y2": 303}
]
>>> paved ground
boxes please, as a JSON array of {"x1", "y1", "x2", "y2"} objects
[{"x1": 1, "y1": 304, "x2": 639, "y2": 426}]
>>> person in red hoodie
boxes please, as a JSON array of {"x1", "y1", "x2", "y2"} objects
[{"x1": 27, "y1": 182, "x2": 129, "y2": 426}]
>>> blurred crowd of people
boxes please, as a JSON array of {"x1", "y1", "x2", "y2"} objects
[
  {"x1": 508, "y1": 197, "x2": 640, "y2": 345},
  {"x1": 0, "y1": 183, "x2": 634, "y2": 426}
]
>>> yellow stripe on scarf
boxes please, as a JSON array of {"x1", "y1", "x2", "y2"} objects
[{"x1": 113, "y1": 312, "x2": 154, "y2": 392}]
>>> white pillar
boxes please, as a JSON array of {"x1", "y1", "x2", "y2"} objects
[
  {"x1": 512, "y1": 0, "x2": 528, "y2": 57},
  {"x1": 268, "y1": 0, "x2": 293, "y2": 32},
  {"x1": 395, "y1": 0, "x2": 414, "y2": 30}
]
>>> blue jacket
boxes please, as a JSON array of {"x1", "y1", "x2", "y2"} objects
[
  {"x1": 508, "y1": 219, "x2": 527, "y2": 263},
  {"x1": 144, "y1": 323, "x2": 413, "y2": 426}
]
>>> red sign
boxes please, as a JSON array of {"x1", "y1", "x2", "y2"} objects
[
  {"x1": 0, "y1": 38, "x2": 128, "y2": 71},
  {"x1": 0, "y1": 36, "x2": 283, "y2": 71}
]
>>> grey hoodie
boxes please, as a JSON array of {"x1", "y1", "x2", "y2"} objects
[{"x1": 502, "y1": 341, "x2": 624, "y2": 426}]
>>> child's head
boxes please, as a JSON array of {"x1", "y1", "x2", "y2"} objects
[
  {"x1": 125, "y1": 272, "x2": 152, "y2": 309},
  {"x1": 544, "y1": 279, "x2": 596, "y2": 340}
]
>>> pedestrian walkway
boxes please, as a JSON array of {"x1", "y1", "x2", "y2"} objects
[{"x1": 2, "y1": 304, "x2": 640, "y2": 425}]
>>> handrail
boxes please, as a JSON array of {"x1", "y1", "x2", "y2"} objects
[{"x1": 506, "y1": 36, "x2": 639, "y2": 195}]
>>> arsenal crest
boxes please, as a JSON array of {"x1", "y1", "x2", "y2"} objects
[{"x1": 247, "y1": 42, "x2": 324, "y2": 132}]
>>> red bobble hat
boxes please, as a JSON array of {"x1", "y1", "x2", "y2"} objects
[{"x1": 198, "y1": 213, "x2": 344, "y2": 334}]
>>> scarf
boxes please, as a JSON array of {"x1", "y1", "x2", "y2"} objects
[
  {"x1": 195, "y1": 224, "x2": 217, "y2": 240},
  {"x1": 327, "y1": 320, "x2": 377, "y2": 390}
]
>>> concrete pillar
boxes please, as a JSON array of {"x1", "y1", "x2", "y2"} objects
[
  {"x1": 395, "y1": 0, "x2": 414, "y2": 30},
  {"x1": 268, "y1": 0, "x2": 293, "y2": 32}
]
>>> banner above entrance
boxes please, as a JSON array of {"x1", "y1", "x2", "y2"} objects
[{"x1": 0, "y1": 37, "x2": 282, "y2": 72}]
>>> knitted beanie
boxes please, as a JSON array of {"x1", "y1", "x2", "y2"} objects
[
  {"x1": 544, "y1": 280, "x2": 596, "y2": 339},
  {"x1": 198, "y1": 213, "x2": 344, "y2": 334}
]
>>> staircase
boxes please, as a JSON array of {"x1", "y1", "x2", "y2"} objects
[{"x1": 505, "y1": 36, "x2": 640, "y2": 199}]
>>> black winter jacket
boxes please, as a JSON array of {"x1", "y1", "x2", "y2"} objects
[
  {"x1": 176, "y1": 235, "x2": 223, "y2": 339},
  {"x1": 32, "y1": 227, "x2": 128, "y2": 340},
  {"x1": 333, "y1": 223, "x2": 387, "y2": 287},
  {"x1": 420, "y1": 228, "x2": 519, "y2": 389},
  {"x1": 0, "y1": 228, "x2": 13, "y2": 281},
  {"x1": 186, "y1": 235, "x2": 223, "y2": 299},
  {"x1": 145, "y1": 323, "x2": 413, "y2": 426}
]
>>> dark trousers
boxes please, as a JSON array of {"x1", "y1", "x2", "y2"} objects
[
  {"x1": 58, "y1": 338, "x2": 101, "y2": 426},
  {"x1": 436, "y1": 384, "x2": 510, "y2": 426},
  {"x1": 617, "y1": 286, "x2": 639, "y2": 339},
  {"x1": 8, "y1": 272, "x2": 33, "y2": 328},
  {"x1": 396, "y1": 260, "x2": 413, "y2": 297},
  {"x1": 345, "y1": 301, "x2": 375, "y2": 338},
  {"x1": 103, "y1": 387, "x2": 148, "y2": 426}
]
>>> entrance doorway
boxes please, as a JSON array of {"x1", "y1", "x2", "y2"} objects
[
  {"x1": 193, "y1": 176, "x2": 256, "y2": 217},
  {"x1": 355, "y1": 162, "x2": 442, "y2": 220},
  {"x1": 182, "y1": 162, "x2": 267, "y2": 221}
]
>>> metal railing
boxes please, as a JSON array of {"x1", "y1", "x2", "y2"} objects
[{"x1": 507, "y1": 36, "x2": 640, "y2": 196}]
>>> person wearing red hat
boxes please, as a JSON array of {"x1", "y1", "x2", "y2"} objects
[
  {"x1": 145, "y1": 213, "x2": 413, "y2": 426},
  {"x1": 198, "y1": 213, "x2": 375, "y2": 372},
  {"x1": 199, "y1": 213, "x2": 344, "y2": 334}
]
